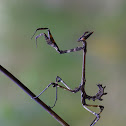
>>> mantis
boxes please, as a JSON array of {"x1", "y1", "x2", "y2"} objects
[{"x1": 31, "y1": 28, "x2": 107, "y2": 126}]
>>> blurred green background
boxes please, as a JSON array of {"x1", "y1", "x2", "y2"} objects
[{"x1": 0, "y1": 0, "x2": 126, "y2": 126}]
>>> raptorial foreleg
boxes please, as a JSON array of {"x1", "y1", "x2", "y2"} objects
[{"x1": 31, "y1": 28, "x2": 86, "y2": 54}]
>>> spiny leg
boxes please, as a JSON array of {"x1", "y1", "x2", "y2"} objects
[
  {"x1": 31, "y1": 28, "x2": 64, "y2": 52},
  {"x1": 49, "y1": 76, "x2": 82, "y2": 108},
  {"x1": 49, "y1": 85, "x2": 58, "y2": 108},
  {"x1": 50, "y1": 76, "x2": 82, "y2": 108},
  {"x1": 87, "y1": 104, "x2": 104, "y2": 126},
  {"x1": 81, "y1": 84, "x2": 107, "y2": 126},
  {"x1": 81, "y1": 97, "x2": 103, "y2": 126},
  {"x1": 34, "y1": 33, "x2": 47, "y2": 47},
  {"x1": 56, "y1": 76, "x2": 81, "y2": 93},
  {"x1": 32, "y1": 76, "x2": 81, "y2": 108},
  {"x1": 31, "y1": 28, "x2": 48, "y2": 40},
  {"x1": 31, "y1": 28, "x2": 94, "y2": 54},
  {"x1": 31, "y1": 82, "x2": 58, "y2": 108},
  {"x1": 31, "y1": 82, "x2": 54, "y2": 99},
  {"x1": 32, "y1": 76, "x2": 72, "y2": 99}
]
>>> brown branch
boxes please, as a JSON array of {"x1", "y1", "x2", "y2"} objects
[{"x1": 0, "y1": 65, "x2": 69, "y2": 126}]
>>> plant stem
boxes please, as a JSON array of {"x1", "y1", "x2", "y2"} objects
[{"x1": 0, "y1": 65, "x2": 69, "y2": 126}]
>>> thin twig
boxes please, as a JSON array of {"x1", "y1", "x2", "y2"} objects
[{"x1": 0, "y1": 65, "x2": 69, "y2": 126}]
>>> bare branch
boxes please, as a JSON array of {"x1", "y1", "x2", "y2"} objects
[{"x1": 0, "y1": 65, "x2": 69, "y2": 126}]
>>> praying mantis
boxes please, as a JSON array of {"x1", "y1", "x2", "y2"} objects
[{"x1": 31, "y1": 28, "x2": 107, "y2": 126}]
